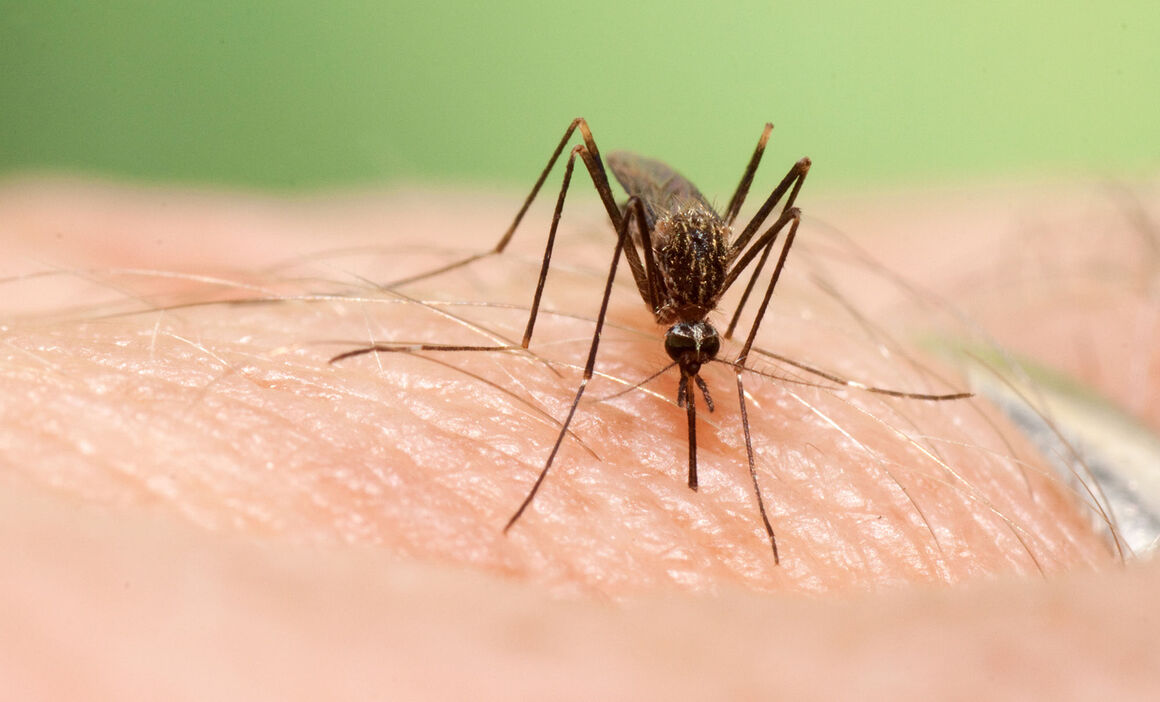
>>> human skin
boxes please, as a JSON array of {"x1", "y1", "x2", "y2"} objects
[{"x1": 1, "y1": 176, "x2": 1157, "y2": 699}]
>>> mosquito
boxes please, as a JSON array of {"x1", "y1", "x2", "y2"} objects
[{"x1": 332, "y1": 118, "x2": 969, "y2": 563}]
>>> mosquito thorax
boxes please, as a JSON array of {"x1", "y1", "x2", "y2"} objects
[
  {"x1": 664, "y1": 320, "x2": 721, "y2": 375},
  {"x1": 654, "y1": 205, "x2": 731, "y2": 323}
]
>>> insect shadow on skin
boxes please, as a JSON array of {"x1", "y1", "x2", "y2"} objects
[{"x1": 330, "y1": 118, "x2": 970, "y2": 564}]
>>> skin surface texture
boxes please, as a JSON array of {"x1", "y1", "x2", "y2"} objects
[{"x1": 1, "y1": 177, "x2": 1157, "y2": 699}]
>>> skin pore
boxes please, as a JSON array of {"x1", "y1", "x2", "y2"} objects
[{"x1": 1, "y1": 177, "x2": 1157, "y2": 698}]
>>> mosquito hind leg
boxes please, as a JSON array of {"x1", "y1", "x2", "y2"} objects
[
  {"x1": 519, "y1": 143, "x2": 655, "y2": 347},
  {"x1": 342, "y1": 122, "x2": 634, "y2": 363},
  {"x1": 388, "y1": 117, "x2": 626, "y2": 288},
  {"x1": 389, "y1": 118, "x2": 655, "y2": 350}
]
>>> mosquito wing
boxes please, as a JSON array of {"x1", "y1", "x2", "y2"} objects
[{"x1": 607, "y1": 151, "x2": 717, "y2": 229}]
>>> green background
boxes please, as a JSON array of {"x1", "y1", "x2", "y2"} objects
[{"x1": 1, "y1": 1, "x2": 1157, "y2": 195}]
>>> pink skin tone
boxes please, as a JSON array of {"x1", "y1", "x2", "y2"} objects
[{"x1": 1, "y1": 177, "x2": 1157, "y2": 698}]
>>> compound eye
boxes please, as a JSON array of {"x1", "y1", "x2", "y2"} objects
[
  {"x1": 664, "y1": 329, "x2": 696, "y2": 362},
  {"x1": 700, "y1": 330, "x2": 721, "y2": 358}
]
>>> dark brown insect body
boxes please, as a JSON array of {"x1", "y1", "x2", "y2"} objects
[
  {"x1": 333, "y1": 119, "x2": 969, "y2": 564},
  {"x1": 606, "y1": 155, "x2": 729, "y2": 316},
  {"x1": 608, "y1": 153, "x2": 730, "y2": 392}
]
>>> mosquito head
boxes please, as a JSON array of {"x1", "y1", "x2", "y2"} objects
[{"x1": 664, "y1": 320, "x2": 720, "y2": 377}]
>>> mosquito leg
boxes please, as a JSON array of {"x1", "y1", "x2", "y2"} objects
[
  {"x1": 723, "y1": 123, "x2": 773, "y2": 227},
  {"x1": 504, "y1": 197, "x2": 642, "y2": 532},
  {"x1": 737, "y1": 212, "x2": 803, "y2": 366},
  {"x1": 723, "y1": 211, "x2": 803, "y2": 564},
  {"x1": 728, "y1": 157, "x2": 810, "y2": 259},
  {"x1": 385, "y1": 118, "x2": 585, "y2": 287},
  {"x1": 720, "y1": 206, "x2": 798, "y2": 298},
  {"x1": 625, "y1": 196, "x2": 664, "y2": 313},
  {"x1": 335, "y1": 129, "x2": 660, "y2": 421},
  {"x1": 520, "y1": 145, "x2": 652, "y2": 346},
  {"x1": 332, "y1": 140, "x2": 597, "y2": 365},
  {"x1": 379, "y1": 117, "x2": 657, "y2": 348},
  {"x1": 330, "y1": 343, "x2": 515, "y2": 364},
  {"x1": 720, "y1": 158, "x2": 810, "y2": 337},
  {"x1": 723, "y1": 237, "x2": 775, "y2": 339},
  {"x1": 736, "y1": 370, "x2": 780, "y2": 563},
  {"x1": 559, "y1": 124, "x2": 661, "y2": 305},
  {"x1": 388, "y1": 117, "x2": 628, "y2": 288},
  {"x1": 518, "y1": 144, "x2": 582, "y2": 347}
]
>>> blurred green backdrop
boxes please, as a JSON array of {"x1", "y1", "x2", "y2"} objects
[{"x1": 1, "y1": 1, "x2": 1157, "y2": 194}]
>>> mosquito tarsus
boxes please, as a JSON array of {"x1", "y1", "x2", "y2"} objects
[{"x1": 331, "y1": 118, "x2": 969, "y2": 564}]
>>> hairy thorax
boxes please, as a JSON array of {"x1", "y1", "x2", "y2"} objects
[{"x1": 653, "y1": 204, "x2": 732, "y2": 324}]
